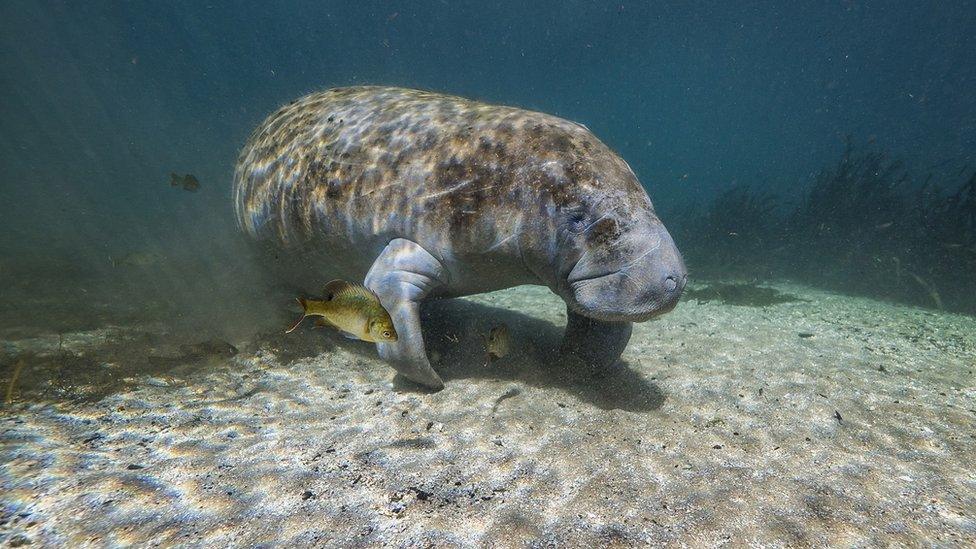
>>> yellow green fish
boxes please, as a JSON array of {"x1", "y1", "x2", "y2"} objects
[
  {"x1": 286, "y1": 280, "x2": 398, "y2": 343},
  {"x1": 484, "y1": 323, "x2": 510, "y2": 362}
]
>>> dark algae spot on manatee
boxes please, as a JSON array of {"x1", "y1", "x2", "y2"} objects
[{"x1": 686, "y1": 283, "x2": 807, "y2": 307}]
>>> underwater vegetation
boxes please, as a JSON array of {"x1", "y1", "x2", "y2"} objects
[
  {"x1": 670, "y1": 185, "x2": 781, "y2": 279},
  {"x1": 675, "y1": 138, "x2": 976, "y2": 314}
]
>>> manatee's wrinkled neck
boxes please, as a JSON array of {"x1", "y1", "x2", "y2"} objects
[{"x1": 517, "y1": 202, "x2": 585, "y2": 297}]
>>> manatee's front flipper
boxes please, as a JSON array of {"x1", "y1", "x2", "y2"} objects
[
  {"x1": 364, "y1": 238, "x2": 447, "y2": 390},
  {"x1": 560, "y1": 308, "x2": 633, "y2": 374}
]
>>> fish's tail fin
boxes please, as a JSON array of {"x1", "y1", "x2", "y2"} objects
[
  {"x1": 170, "y1": 173, "x2": 180, "y2": 186},
  {"x1": 285, "y1": 297, "x2": 309, "y2": 334}
]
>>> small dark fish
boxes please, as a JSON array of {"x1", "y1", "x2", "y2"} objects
[
  {"x1": 834, "y1": 410, "x2": 843, "y2": 423},
  {"x1": 170, "y1": 172, "x2": 201, "y2": 192},
  {"x1": 492, "y1": 387, "x2": 521, "y2": 411}
]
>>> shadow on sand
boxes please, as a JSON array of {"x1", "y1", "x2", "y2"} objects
[
  {"x1": 272, "y1": 297, "x2": 666, "y2": 413},
  {"x1": 2, "y1": 294, "x2": 664, "y2": 413}
]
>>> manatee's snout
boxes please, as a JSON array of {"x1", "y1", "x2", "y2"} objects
[{"x1": 568, "y1": 223, "x2": 687, "y2": 322}]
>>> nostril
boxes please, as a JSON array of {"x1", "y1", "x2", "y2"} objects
[{"x1": 664, "y1": 275, "x2": 678, "y2": 292}]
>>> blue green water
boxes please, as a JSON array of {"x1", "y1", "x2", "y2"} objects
[{"x1": 2, "y1": 2, "x2": 973, "y2": 238}]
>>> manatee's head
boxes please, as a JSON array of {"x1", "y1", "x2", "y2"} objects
[
  {"x1": 551, "y1": 187, "x2": 687, "y2": 323},
  {"x1": 496, "y1": 116, "x2": 687, "y2": 323}
]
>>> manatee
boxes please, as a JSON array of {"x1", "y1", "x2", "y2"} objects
[{"x1": 234, "y1": 86, "x2": 687, "y2": 390}]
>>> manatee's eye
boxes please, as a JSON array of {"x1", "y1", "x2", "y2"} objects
[{"x1": 568, "y1": 211, "x2": 587, "y2": 233}]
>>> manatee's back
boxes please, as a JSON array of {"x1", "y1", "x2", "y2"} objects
[
  {"x1": 233, "y1": 86, "x2": 645, "y2": 290},
  {"x1": 233, "y1": 87, "x2": 398, "y2": 247},
  {"x1": 236, "y1": 87, "x2": 528, "y2": 250}
]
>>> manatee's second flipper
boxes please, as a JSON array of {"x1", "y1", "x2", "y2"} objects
[
  {"x1": 560, "y1": 308, "x2": 633, "y2": 374},
  {"x1": 364, "y1": 238, "x2": 447, "y2": 390}
]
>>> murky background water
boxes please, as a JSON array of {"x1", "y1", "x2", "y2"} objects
[{"x1": 2, "y1": 2, "x2": 974, "y2": 335}]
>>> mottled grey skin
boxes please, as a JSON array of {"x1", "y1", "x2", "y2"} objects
[{"x1": 235, "y1": 87, "x2": 686, "y2": 389}]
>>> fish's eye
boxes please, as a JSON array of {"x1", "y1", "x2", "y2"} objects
[{"x1": 382, "y1": 330, "x2": 391, "y2": 338}]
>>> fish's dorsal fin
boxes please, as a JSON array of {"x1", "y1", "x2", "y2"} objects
[
  {"x1": 322, "y1": 279, "x2": 378, "y2": 302},
  {"x1": 322, "y1": 279, "x2": 351, "y2": 301}
]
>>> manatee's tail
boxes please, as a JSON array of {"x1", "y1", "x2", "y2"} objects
[{"x1": 285, "y1": 298, "x2": 309, "y2": 334}]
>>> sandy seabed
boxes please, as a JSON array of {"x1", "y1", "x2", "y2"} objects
[{"x1": 1, "y1": 281, "x2": 975, "y2": 547}]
